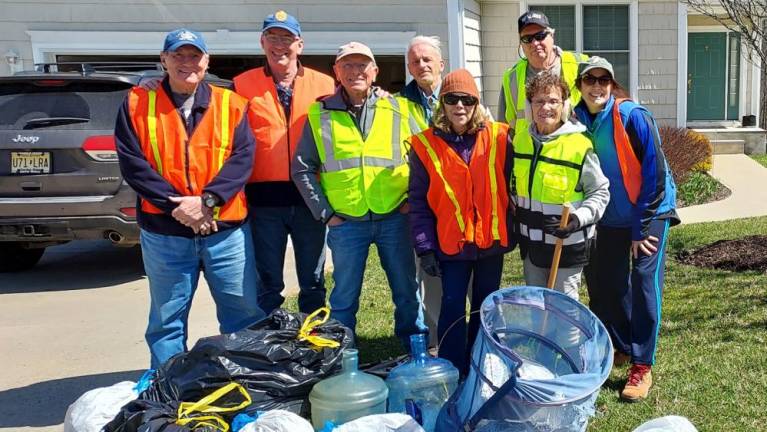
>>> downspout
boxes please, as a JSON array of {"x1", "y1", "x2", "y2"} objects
[{"x1": 447, "y1": 0, "x2": 466, "y2": 70}]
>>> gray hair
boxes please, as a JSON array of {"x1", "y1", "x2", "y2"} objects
[{"x1": 407, "y1": 35, "x2": 442, "y2": 58}]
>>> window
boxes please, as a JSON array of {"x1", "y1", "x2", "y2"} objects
[{"x1": 528, "y1": 4, "x2": 631, "y2": 85}]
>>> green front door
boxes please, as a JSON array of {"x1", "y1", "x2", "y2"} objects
[{"x1": 687, "y1": 33, "x2": 727, "y2": 120}]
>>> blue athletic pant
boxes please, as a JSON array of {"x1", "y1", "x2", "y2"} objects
[{"x1": 590, "y1": 219, "x2": 670, "y2": 365}]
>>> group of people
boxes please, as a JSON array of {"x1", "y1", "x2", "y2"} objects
[{"x1": 115, "y1": 9, "x2": 679, "y2": 403}]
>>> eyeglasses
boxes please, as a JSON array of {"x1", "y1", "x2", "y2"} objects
[
  {"x1": 531, "y1": 98, "x2": 562, "y2": 108},
  {"x1": 581, "y1": 74, "x2": 613, "y2": 86},
  {"x1": 264, "y1": 34, "x2": 299, "y2": 45},
  {"x1": 520, "y1": 31, "x2": 550, "y2": 44},
  {"x1": 340, "y1": 62, "x2": 374, "y2": 72},
  {"x1": 442, "y1": 94, "x2": 478, "y2": 106}
]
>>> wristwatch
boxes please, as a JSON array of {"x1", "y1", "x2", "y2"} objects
[{"x1": 201, "y1": 192, "x2": 217, "y2": 209}]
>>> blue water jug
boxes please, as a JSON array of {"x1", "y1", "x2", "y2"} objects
[
  {"x1": 386, "y1": 334, "x2": 460, "y2": 431},
  {"x1": 309, "y1": 348, "x2": 388, "y2": 430}
]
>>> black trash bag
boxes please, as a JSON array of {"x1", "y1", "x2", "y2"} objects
[
  {"x1": 140, "y1": 309, "x2": 354, "y2": 416},
  {"x1": 106, "y1": 382, "x2": 252, "y2": 432},
  {"x1": 104, "y1": 399, "x2": 220, "y2": 432}
]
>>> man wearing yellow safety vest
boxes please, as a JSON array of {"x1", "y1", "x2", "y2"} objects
[
  {"x1": 292, "y1": 42, "x2": 427, "y2": 346},
  {"x1": 498, "y1": 11, "x2": 588, "y2": 138},
  {"x1": 115, "y1": 29, "x2": 263, "y2": 368}
]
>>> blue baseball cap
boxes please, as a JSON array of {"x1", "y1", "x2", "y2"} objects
[
  {"x1": 262, "y1": 10, "x2": 301, "y2": 36},
  {"x1": 163, "y1": 28, "x2": 208, "y2": 53}
]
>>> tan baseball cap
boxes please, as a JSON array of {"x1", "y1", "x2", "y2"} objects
[{"x1": 335, "y1": 41, "x2": 375, "y2": 63}]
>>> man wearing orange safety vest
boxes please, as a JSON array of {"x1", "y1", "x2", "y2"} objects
[
  {"x1": 234, "y1": 11, "x2": 336, "y2": 315},
  {"x1": 115, "y1": 29, "x2": 263, "y2": 368}
]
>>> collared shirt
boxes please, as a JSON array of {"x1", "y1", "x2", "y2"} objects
[{"x1": 418, "y1": 83, "x2": 440, "y2": 121}]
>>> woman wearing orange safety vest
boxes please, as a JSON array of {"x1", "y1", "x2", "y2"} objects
[{"x1": 408, "y1": 69, "x2": 515, "y2": 375}]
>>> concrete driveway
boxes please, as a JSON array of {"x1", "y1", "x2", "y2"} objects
[{"x1": 0, "y1": 240, "x2": 222, "y2": 431}]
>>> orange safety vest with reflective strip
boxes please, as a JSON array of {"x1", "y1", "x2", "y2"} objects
[
  {"x1": 127, "y1": 85, "x2": 249, "y2": 221},
  {"x1": 613, "y1": 98, "x2": 643, "y2": 205},
  {"x1": 233, "y1": 67, "x2": 336, "y2": 183},
  {"x1": 411, "y1": 122, "x2": 510, "y2": 255}
]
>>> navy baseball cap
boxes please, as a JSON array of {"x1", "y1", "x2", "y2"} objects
[
  {"x1": 518, "y1": 11, "x2": 550, "y2": 33},
  {"x1": 262, "y1": 10, "x2": 301, "y2": 36},
  {"x1": 163, "y1": 28, "x2": 208, "y2": 53}
]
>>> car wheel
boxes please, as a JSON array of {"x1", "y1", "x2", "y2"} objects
[{"x1": 0, "y1": 243, "x2": 46, "y2": 272}]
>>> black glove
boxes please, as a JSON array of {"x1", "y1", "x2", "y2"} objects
[
  {"x1": 419, "y1": 252, "x2": 441, "y2": 278},
  {"x1": 543, "y1": 214, "x2": 581, "y2": 239}
]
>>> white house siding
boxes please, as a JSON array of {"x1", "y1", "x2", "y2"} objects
[
  {"x1": 637, "y1": 0, "x2": 679, "y2": 126},
  {"x1": 478, "y1": 0, "x2": 519, "y2": 116},
  {"x1": 0, "y1": 0, "x2": 450, "y2": 76}
]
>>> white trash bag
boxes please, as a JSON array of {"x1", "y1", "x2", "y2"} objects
[
  {"x1": 333, "y1": 413, "x2": 425, "y2": 432},
  {"x1": 632, "y1": 416, "x2": 698, "y2": 432},
  {"x1": 239, "y1": 410, "x2": 314, "y2": 432},
  {"x1": 63, "y1": 381, "x2": 138, "y2": 432}
]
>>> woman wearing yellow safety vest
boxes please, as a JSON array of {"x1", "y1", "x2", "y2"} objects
[
  {"x1": 511, "y1": 72, "x2": 609, "y2": 299},
  {"x1": 408, "y1": 69, "x2": 514, "y2": 375}
]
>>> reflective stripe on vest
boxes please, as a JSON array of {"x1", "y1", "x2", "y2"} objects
[
  {"x1": 131, "y1": 86, "x2": 248, "y2": 222},
  {"x1": 512, "y1": 131, "x2": 592, "y2": 248},
  {"x1": 411, "y1": 122, "x2": 510, "y2": 255},
  {"x1": 307, "y1": 96, "x2": 412, "y2": 217},
  {"x1": 613, "y1": 98, "x2": 642, "y2": 205}
]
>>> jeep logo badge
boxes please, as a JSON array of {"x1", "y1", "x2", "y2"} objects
[{"x1": 12, "y1": 134, "x2": 40, "y2": 144}]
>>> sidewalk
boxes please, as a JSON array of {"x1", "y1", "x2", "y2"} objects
[{"x1": 677, "y1": 154, "x2": 767, "y2": 224}]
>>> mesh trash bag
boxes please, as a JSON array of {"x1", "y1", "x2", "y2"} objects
[
  {"x1": 140, "y1": 308, "x2": 354, "y2": 417},
  {"x1": 436, "y1": 286, "x2": 613, "y2": 432}
]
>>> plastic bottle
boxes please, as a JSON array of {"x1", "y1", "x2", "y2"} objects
[
  {"x1": 386, "y1": 334, "x2": 460, "y2": 432},
  {"x1": 309, "y1": 348, "x2": 388, "y2": 430}
]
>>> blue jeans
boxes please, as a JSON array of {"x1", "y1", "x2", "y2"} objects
[
  {"x1": 250, "y1": 205, "x2": 327, "y2": 314},
  {"x1": 326, "y1": 212, "x2": 426, "y2": 345},
  {"x1": 438, "y1": 254, "x2": 504, "y2": 375},
  {"x1": 140, "y1": 225, "x2": 264, "y2": 368}
]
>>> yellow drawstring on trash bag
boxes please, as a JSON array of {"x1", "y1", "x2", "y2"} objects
[
  {"x1": 176, "y1": 382, "x2": 251, "y2": 431},
  {"x1": 297, "y1": 307, "x2": 341, "y2": 349}
]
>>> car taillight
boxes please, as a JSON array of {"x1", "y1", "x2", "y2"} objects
[
  {"x1": 33, "y1": 80, "x2": 68, "y2": 87},
  {"x1": 82, "y1": 135, "x2": 118, "y2": 161},
  {"x1": 119, "y1": 207, "x2": 137, "y2": 218}
]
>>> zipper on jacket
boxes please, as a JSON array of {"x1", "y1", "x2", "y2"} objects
[{"x1": 528, "y1": 140, "x2": 541, "y2": 198}]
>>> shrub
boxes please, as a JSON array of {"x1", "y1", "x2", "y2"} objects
[{"x1": 659, "y1": 126, "x2": 713, "y2": 184}]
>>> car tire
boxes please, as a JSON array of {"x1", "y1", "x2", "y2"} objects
[{"x1": 0, "y1": 243, "x2": 46, "y2": 272}]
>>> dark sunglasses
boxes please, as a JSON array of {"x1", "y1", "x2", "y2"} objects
[
  {"x1": 520, "y1": 31, "x2": 550, "y2": 44},
  {"x1": 581, "y1": 74, "x2": 613, "y2": 86},
  {"x1": 443, "y1": 94, "x2": 478, "y2": 106}
]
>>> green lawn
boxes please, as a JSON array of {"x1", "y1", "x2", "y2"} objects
[
  {"x1": 751, "y1": 154, "x2": 767, "y2": 169},
  {"x1": 286, "y1": 217, "x2": 767, "y2": 431}
]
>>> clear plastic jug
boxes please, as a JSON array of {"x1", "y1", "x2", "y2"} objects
[
  {"x1": 309, "y1": 348, "x2": 388, "y2": 430},
  {"x1": 386, "y1": 334, "x2": 460, "y2": 431}
]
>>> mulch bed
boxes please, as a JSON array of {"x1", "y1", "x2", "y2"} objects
[{"x1": 677, "y1": 235, "x2": 767, "y2": 272}]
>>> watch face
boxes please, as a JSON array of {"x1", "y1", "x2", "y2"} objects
[{"x1": 204, "y1": 195, "x2": 216, "y2": 208}]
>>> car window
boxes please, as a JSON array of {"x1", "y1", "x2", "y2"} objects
[{"x1": 0, "y1": 81, "x2": 132, "y2": 130}]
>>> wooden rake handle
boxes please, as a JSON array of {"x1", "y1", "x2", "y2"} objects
[{"x1": 547, "y1": 205, "x2": 570, "y2": 289}]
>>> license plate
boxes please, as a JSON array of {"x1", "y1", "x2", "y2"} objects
[{"x1": 11, "y1": 151, "x2": 51, "y2": 174}]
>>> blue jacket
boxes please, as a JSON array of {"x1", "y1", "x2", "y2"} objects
[
  {"x1": 574, "y1": 96, "x2": 680, "y2": 240},
  {"x1": 399, "y1": 79, "x2": 438, "y2": 123}
]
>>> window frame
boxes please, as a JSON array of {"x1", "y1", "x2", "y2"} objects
[{"x1": 522, "y1": 0, "x2": 638, "y2": 99}]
